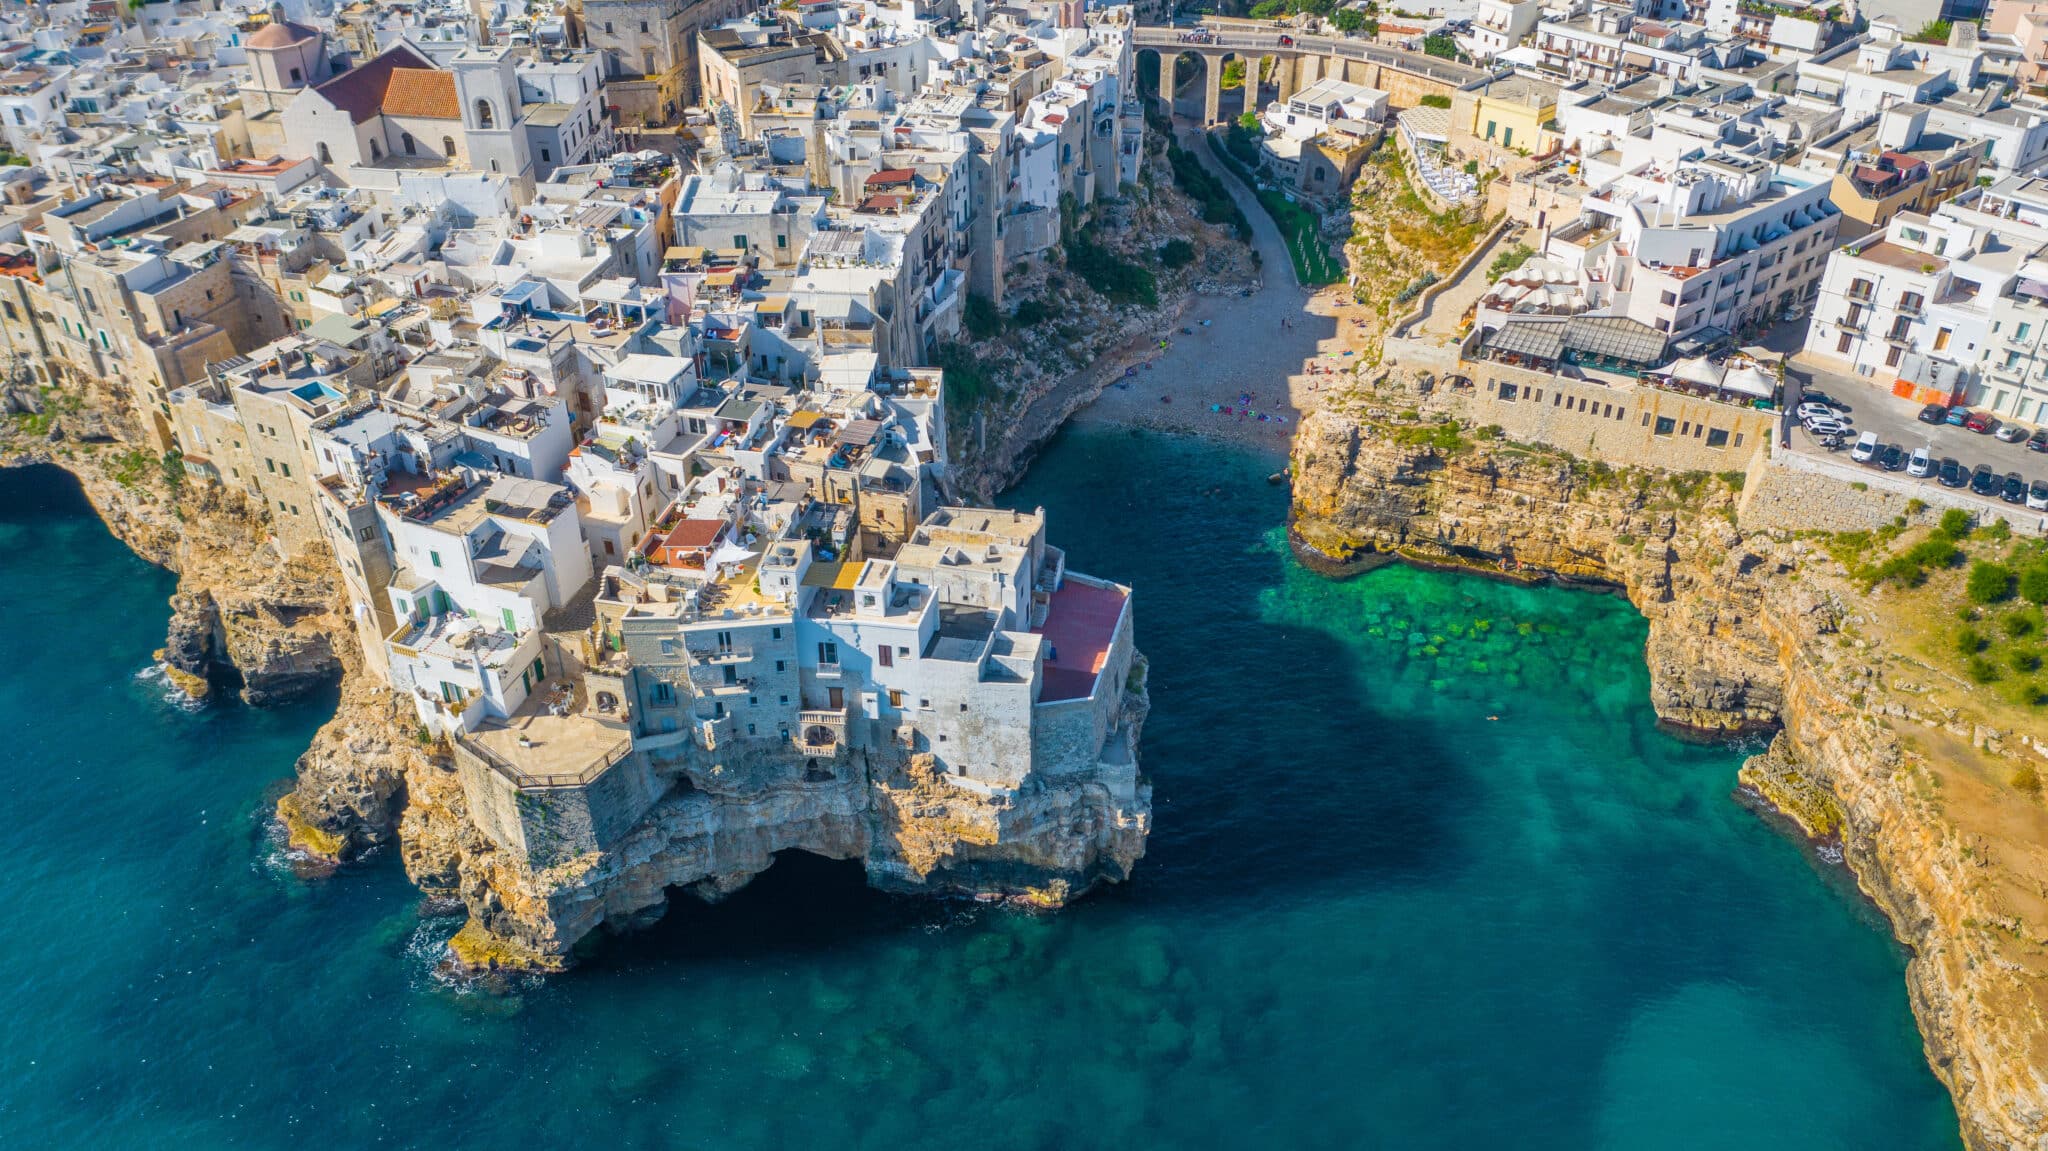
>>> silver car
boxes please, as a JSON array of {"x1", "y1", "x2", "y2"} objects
[{"x1": 1907, "y1": 447, "x2": 1933, "y2": 477}]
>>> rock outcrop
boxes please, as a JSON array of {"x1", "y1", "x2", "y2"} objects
[
  {"x1": 409, "y1": 669, "x2": 1151, "y2": 973},
  {"x1": 1290, "y1": 399, "x2": 2048, "y2": 1151}
]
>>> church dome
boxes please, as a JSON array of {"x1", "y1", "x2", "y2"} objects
[{"x1": 246, "y1": 20, "x2": 319, "y2": 50}]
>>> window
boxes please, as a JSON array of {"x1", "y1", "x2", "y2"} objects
[
  {"x1": 430, "y1": 550, "x2": 442, "y2": 568},
  {"x1": 289, "y1": 67, "x2": 301, "y2": 84},
  {"x1": 368, "y1": 139, "x2": 381, "y2": 160},
  {"x1": 818, "y1": 641, "x2": 838, "y2": 666},
  {"x1": 775, "y1": 660, "x2": 785, "y2": 672},
  {"x1": 776, "y1": 234, "x2": 787, "y2": 249},
  {"x1": 402, "y1": 133, "x2": 416, "y2": 155},
  {"x1": 1837, "y1": 331, "x2": 1853, "y2": 355},
  {"x1": 9, "y1": 109, "x2": 20, "y2": 126},
  {"x1": 660, "y1": 639, "x2": 678, "y2": 656},
  {"x1": 540, "y1": 147, "x2": 551, "y2": 163},
  {"x1": 1486, "y1": 119, "x2": 1496, "y2": 139},
  {"x1": 889, "y1": 690, "x2": 903, "y2": 708},
  {"x1": 652, "y1": 681, "x2": 675, "y2": 704},
  {"x1": 357, "y1": 525, "x2": 375, "y2": 542},
  {"x1": 879, "y1": 645, "x2": 893, "y2": 668},
  {"x1": 1706, "y1": 428, "x2": 1729, "y2": 448},
  {"x1": 1654, "y1": 416, "x2": 1677, "y2": 436},
  {"x1": 640, "y1": 20, "x2": 649, "y2": 31},
  {"x1": 1660, "y1": 291, "x2": 1677, "y2": 306},
  {"x1": 1935, "y1": 327, "x2": 1952, "y2": 351},
  {"x1": 1886, "y1": 346, "x2": 1903, "y2": 368},
  {"x1": 722, "y1": 665, "x2": 737, "y2": 685},
  {"x1": 2022, "y1": 322, "x2": 2035, "y2": 341},
  {"x1": 443, "y1": 136, "x2": 456, "y2": 158},
  {"x1": 502, "y1": 608, "x2": 517, "y2": 631}
]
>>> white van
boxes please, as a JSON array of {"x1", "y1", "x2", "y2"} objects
[{"x1": 1851, "y1": 430, "x2": 1881, "y2": 463}]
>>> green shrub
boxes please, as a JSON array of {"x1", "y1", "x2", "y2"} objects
[
  {"x1": 1011, "y1": 297, "x2": 1052, "y2": 327},
  {"x1": 2020, "y1": 565, "x2": 2048, "y2": 605},
  {"x1": 2005, "y1": 612, "x2": 2039, "y2": 639},
  {"x1": 1981, "y1": 518, "x2": 2014, "y2": 542},
  {"x1": 1487, "y1": 243, "x2": 1536, "y2": 280},
  {"x1": 2014, "y1": 762, "x2": 2042, "y2": 791},
  {"x1": 1968, "y1": 562, "x2": 2016, "y2": 604},
  {"x1": 1905, "y1": 498, "x2": 1927, "y2": 515},
  {"x1": 1968, "y1": 656, "x2": 2003, "y2": 684},
  {"x1": 963, "y1": 293, "x2": 1001, "y2": 340},
  {"x1": 1419, "y1": 93, "x2": 1452, "y2": 109},
  {"x1": 1957, "y1": 626, "x2": 1987, "y2": 657},
  {"x1": 1157, "y1": 239, "x2": 1196, "y2": 268},
  {"x1": 1903, "y1": 538, "x2": 1959, "y2": 569},
  {"x1": 2012, "y1": 649, "x2": 2043, "y2": 674},
  {"x1": 1939, "y1": 508, "x2": 1974, "y2": 538}
]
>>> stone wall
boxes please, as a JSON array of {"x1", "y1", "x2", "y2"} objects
[
  {"x1": 1443, "y1": 360, "x2": 1777, "y2": 473},
  {"x1": 1740, "y1": 445, "x2": 2048, "y2": 536},
  {"x1": 453, "y1": 737, "x2": 664, "y2": 867}
]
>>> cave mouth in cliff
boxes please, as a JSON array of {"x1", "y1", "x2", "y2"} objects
[{"x1": 614, "y1": 851, "x2": 928, "y2": 966}]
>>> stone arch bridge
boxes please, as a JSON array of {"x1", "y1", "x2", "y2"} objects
[{"x1": 1134, "y1": 21, "x2": 1493, "y2": 126}]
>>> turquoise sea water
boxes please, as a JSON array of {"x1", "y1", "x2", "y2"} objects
[{"x1": 0, "y1": 431, "x2": 1959, "y2": 1150}]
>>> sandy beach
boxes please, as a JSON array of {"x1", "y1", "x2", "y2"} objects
[{"x1": 1070, "y1": 124, "x2": 1375, "y2": 454}]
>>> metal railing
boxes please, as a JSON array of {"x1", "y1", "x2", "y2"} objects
[{"x1": 454, "y1": 729, "x2": 635, "y2": 789}]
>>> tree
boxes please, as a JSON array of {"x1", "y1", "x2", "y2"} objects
[
  {"x1": 1237, "y1": 110, "x2": 1262, "y2": 132},
  {"x1": 1158, "y1": 239, "x2": 1197, "y2": 268},
  {"x1": 1332, "y1": 8, "x2": 1365, "y2": 32},
  {"x1": 1968, "y1": 561, "x2": 2016, "y2": 605},
  {"x1": 1220, "y1": 59, "x2": 1247, "y2": 90},
  {"x1": 1249, "y1": 0, "x2": 1289, "y2": 16},
  {"x1": 1422, "y1": 32, "x2": 1460, "y2": 59}
]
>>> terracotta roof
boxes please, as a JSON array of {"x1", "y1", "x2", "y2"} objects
[
  {"x1": 381, "y1": 68, "x2": 459, "y2": 120},
  {"x1": 310, "y1": 44, "x2": 437, "y2": 124},
  {"x1": 864, "y1": 168, "x2": 915, "y2": 185},
  {"x1": 247, "y1": 19, "x2": 319, "y2": 49}
]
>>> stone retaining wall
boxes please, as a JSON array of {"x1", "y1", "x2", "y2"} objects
[{"x1": 1740, "y1": 444, "x2": 2048, "y2": 536}]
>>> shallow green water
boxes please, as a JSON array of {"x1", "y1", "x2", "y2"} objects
[{"x1": 0, "y1": 433, "x2": 1959, "y2": 1149}]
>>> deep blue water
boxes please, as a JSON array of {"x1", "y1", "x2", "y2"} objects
[{"x1": 0, "y1": 433, "x2": 1959, "y2": 1149}]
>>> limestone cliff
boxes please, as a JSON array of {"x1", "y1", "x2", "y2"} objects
[
  {"x1": 2, "y1": 390, "x2": 345, "y2": 707},
  {"x1": 415, "y1": 668, "x2": 1151, "y2": 973},
  {"x1": 1290, "y1": 396, "x2": 2048, "y2": 1151}
]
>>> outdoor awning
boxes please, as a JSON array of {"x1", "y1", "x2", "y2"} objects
[
  {"x1": 1485, "y1": 321, "x2": 1566, "y2": 361},
  {"x1": 1562, "y1": 315, "x2": 1665, "y2": 365}
]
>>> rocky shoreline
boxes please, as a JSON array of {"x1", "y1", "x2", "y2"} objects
[
  {"x1": 1288, "y1": 398, "x2": 2048, "y2": 1151},
  {"x1": 10, "y1": 404, "x2": 1151, "y2": 977}
]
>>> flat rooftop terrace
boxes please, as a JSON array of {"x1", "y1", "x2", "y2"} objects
[{"x1": 1034, "y1": 578, "x2": 1125, "y2": 703}]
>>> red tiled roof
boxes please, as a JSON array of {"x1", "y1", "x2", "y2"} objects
[
  {"x1": 664, "y1": 518, "x2": 726, "y2": 549},
  {"x1": 381, "y1": 67, "x2": 460, "y2": 120},
  {"x1": 864, "y1": 168, "x2": 915, "y2": 185},
  {"x1": 310, "y1": 44, "x2": 438, "y2": 124}
]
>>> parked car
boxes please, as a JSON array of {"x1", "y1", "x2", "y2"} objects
[
  {"x1": 1804, "y1": 390, "x2": 1845, "y2": 411},
  {"x1": 1967, "y1": 412, "x2": 1999, "y2": 434},
  {"x1": 1973, "y1": 465, "x2": 2001, "y2": 496},
  {"x1": 1796, "y1": 402, "x2": 1841, "y2": 422},
  {"x1": 1997, "y1": 423, "x2": 2031, "y2": 443},
  {"x1": 1881, "y1": 444, "x2": 1907, "y2": 472},
  {"x1": 2030, "y1": 480, "x2": 2048, "y2": 511},
  {"x1": 1947, "y1": 407, "x2": 1974, "y2": 427},
  {"x1": 1805, "y1": 416, "x2": 1851, "y2": 438},
  {"x1": 2030, "y1": 429, "x2": 2048, "y2": 453},
  {"x1": 2005, "y1": 472, "x2": 2030, "y2": 504},
  {"x1": 1918, "y1": 403, "x2": 1949, "y2": 424},
  {"x1": 1851, "y1": 430, "x2": 1880, "y2": 463},
  {"x1": 1939, "y1": 457, "x2": 1968, "y2": 487},
  {"x1": 1908, "y1": 447, "x2": 1934, "y2": 477}
]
